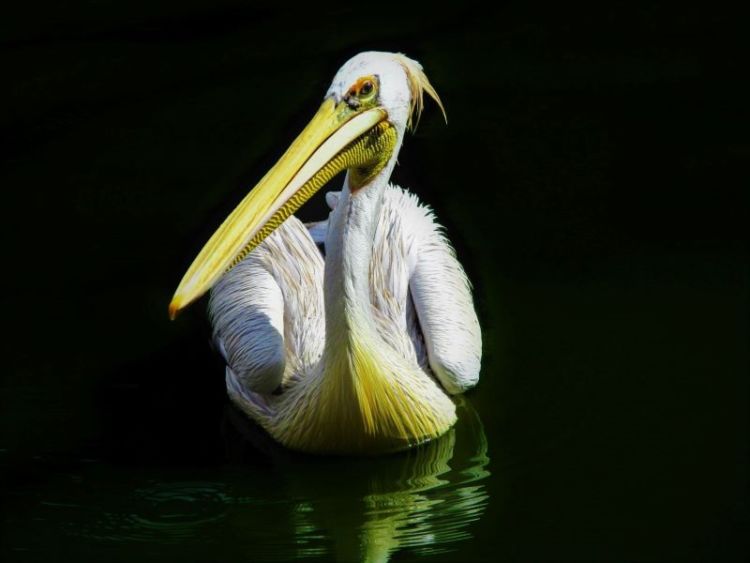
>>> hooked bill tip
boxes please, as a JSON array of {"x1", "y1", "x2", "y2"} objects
[{"x1": 168, "y1": 300, "x2": 181, "y2": 321}]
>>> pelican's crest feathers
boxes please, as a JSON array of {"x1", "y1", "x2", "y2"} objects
[{"x1": 393, "y1": 53, "x2": 447, "y2": 130}]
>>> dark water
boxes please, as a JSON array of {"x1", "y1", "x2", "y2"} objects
[{"x1": 1, "y1": 4, "x2": 746, "y2": 561}]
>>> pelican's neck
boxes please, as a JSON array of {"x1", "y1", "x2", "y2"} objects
[
  {"x1": 288, "y1": 134, "x2": 458, "y2": 453},
  {"x1": 323, "y1": 171, "x2": 387, "y2": 354},
  {"x1": 321, "y1": 108, "x2": 406, "y2": 354}
]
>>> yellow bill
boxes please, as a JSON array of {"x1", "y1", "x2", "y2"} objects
[{"x1": 169, "y1": 97, "x2": 392, "y2": 319}]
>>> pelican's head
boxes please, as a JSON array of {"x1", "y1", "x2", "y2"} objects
[
  {"x1": 326, "y1": 52, "x2": 446, "y2": 138},
  {"x1": 169, "y1": 51, "x2": 445, "y2": 318}
]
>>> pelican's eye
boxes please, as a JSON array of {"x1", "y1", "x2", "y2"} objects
[
  {"x1": 346, "y1": 75, "x2": 378, "y2": 102},
  {"x1": 359, "y1": 80, "x2": 374, "y2": 96}
]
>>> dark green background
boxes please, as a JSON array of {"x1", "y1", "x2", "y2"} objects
[{"x1": 1, "y1": 2, "x2": 746, "y2": 561}]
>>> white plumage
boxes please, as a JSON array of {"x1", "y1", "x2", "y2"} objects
[
  {"x1": 172, "y1": 52, "x2": 482, "y2": 454},
  {"x1": 210, "y1": 183, "x2": 481, "y2": 423}
]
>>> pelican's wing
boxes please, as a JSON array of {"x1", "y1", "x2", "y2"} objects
[
  {"x1": 208, "y1": 216, "x2": 325, "y2": 394},
  {"x1": 371, "y1": 186, "x2": 482, "y2": 395}
]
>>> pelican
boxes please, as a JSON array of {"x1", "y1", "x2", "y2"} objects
[{"x1": 170, "y1": 52, "x2": 481, "y2": 455}]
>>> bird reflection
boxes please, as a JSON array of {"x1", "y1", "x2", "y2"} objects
[{"x1": 222, "y1": 398, "x2": 490, "y2": 561}]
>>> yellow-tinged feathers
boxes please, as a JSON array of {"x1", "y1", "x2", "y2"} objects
[
  {"x1": 393, "y1": 54, "x2": 447, "y2": 129},
  {"x1": 347, "y1": 332, "x2": 456, "y2": 442},
  {"x1": 264, "y1": 325, "x2": 456, "y2": 455}
]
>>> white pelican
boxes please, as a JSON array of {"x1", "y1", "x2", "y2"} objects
[{"x1": 170, "y1": 52, "x2": 481, "y2": 455}]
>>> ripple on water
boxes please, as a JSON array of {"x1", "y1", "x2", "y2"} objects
[{"x1": 77, "y1": 481, "x2": 231, "y2": 544}]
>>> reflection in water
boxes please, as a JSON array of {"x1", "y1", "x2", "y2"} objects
[
  {"x1": 40, "y1": 401, "x2": 487, "y2": 562},
  {"x1": 222, "y1": 398, "x2": 490, "y2": 561}
]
